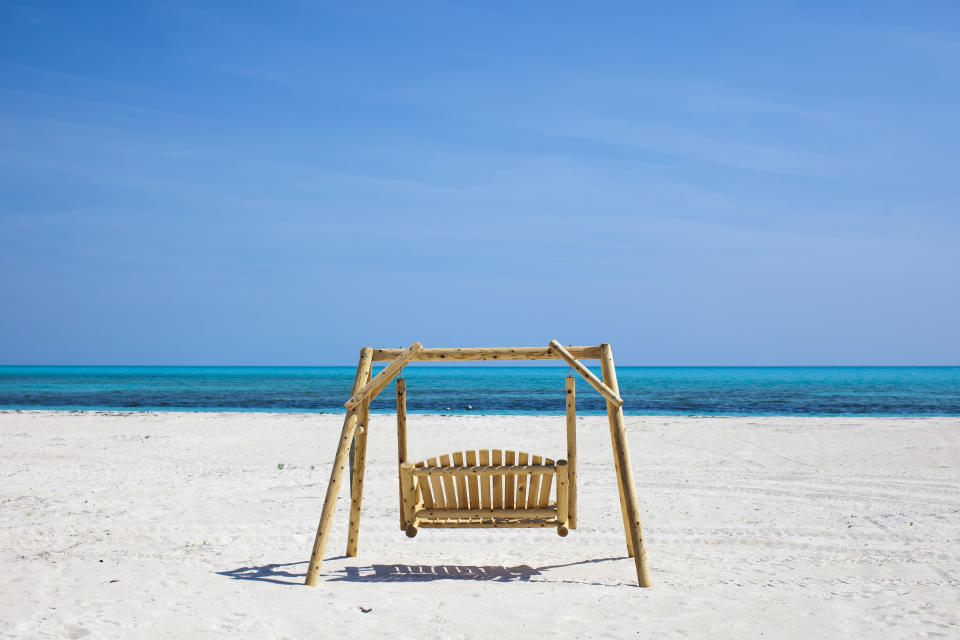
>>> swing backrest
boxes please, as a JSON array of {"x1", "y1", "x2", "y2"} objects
[{"x1": 411, "y1": 449, "x2": 558, "y2": 511}]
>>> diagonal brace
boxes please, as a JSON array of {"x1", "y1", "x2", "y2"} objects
[
  {"x1": 345, "y1": 342, "x2": 422, "y2": 410},
  {"x1": 548, "y1": 340, "x2": 623, "y2": 407}
]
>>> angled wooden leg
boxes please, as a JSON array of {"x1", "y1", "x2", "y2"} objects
[
  {"x1": 601, "y1": 343, "x2": 651, "y2": 587},
  {"x1": 610, "y1": 429, "x2": 635, "y2": 557},
  {"x1": 346, "y1": 366, "x2": 373, "y2": 557},
  {"x1": 304, "y1": 411, "x2": 358, "y2": 586},
  {"x1": 305, "y1": 348, "x2": 373, "y2": 586}
]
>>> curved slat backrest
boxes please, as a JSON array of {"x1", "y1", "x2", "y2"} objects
[{"x1": 412, "y1": 449, "x2": 557, "y2": 513}]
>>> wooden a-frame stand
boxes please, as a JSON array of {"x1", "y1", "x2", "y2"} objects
[{"x1": 304, "y1": 341, "x2": 652, "y2": 587}]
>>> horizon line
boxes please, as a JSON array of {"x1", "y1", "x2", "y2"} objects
[{"x1": 1, "y1": 363, "x2": 958, "y2": 368}]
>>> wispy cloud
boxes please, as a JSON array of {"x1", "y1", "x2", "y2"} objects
[{"x1": 890, "y1": 30, "x2": 960, "y2": 55}]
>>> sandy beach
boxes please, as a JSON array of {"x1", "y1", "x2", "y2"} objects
[{"x1": 1, "y1": 410, "x2": 958, "y2": 638}]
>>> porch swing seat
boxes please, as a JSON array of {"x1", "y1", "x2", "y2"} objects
[{"x1": 399, "y1": 449, "x2": 572, "y2": 537}]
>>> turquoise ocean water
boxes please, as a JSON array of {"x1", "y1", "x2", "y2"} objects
[{"x1": 0, "y1": 366, "x2": 958, "y2": 416}]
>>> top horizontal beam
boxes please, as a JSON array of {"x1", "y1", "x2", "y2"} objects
[{"x1": 370, "y1": 346, "x2": 603, "y2": 362}]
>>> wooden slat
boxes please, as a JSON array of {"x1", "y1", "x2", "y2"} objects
[
  {"x1": 427, "y1": 457, "x2": 445, "y2": 508},
  {"x1": 419, "y1": 520, "x2": 557, "y2": 529},
  {"x1": 371, "y1": 346, "x2": 603, "y2": 362},
  {"x1": 452, "y1": 452, "x2": 468, "y2": 508},
  {"x1": 492, "y1": 450, "x2": 503, "y2": 508},
  {"x1": 537, "y1": 463, "x2": 553, "y2": 507},
  {"x1": 515, "y1": 452, "x2": 529, "y2": 509},
  {"x1": 465, "y1": 450, "x2": 480, "y2": 508},
  {"x1": 478, "y1": 449, "x2": 491, "y2": 509},
  {"x1": 439, "y1": 454, "x2": 457, "y2": 509},
  {"x1": 413, "y1": 464, "x2": 556, "y2": 476},
  {"x1": 527, "y1": 455, "x2": 542, "y2": 508},
  {"x1": 418, "y1": 507, "x2": 556, "y2": 519},
  {"x1": 504, "y1": 451, "x2": 516, "y2": 509},
  {"x1": 416, "y1": 461, "x2": 435, "y2": 509}
]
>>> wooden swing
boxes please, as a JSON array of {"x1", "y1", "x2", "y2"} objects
[
  {"x1": 398, "y1": 380, "x2": 577, "y2": 537},
  {"x1": 304, "y1": 341, "x2": 652, "y2": 588}
]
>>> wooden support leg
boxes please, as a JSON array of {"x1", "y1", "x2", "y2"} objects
[
  {"x1": 305, "y1": 348, "x2": 373, "y2": 587},
  {"x1": 556, "y1": 460, "x2": 570, "y2": 537},
  {"x1": 304, "y1": 411, "x2": 359, "y2": 586},
  {"x1": 600, "y1": 343, "x2": 652, "y2": 587},
  {"x1": 596, "y1": 349, "x2": 633, "y2": 556},
  {"x1": 345, "y1": 424, "x2": 368, "y2": 556},
  {"x1": 397, "y1": 378, "x2": 408, "y2": 531},
  {"x1": 565, "y1": 375, "x2": 578, "y2": 529},
  {"x1": 346, "y1": 365, "x2": 373, "y2": 557},
  {"x1": 610, "y1": 428, "x2": 635, "y2": 557}
]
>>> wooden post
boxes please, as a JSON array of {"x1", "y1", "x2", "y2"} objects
[
  {"x1": 397, "y1": 377, "x2": 408, "y2": 531},
  {"x1": 348, "y1": 434, "x2": 355, "y2": 502},
  {"x1": 305, "y1": 411, "x2": 358, "y2": 586},
  {"x1": 565, "y1": 375, "x2": 577, "y2": 529},
  {"x1": 348, "y1": 423, "x2": 364, "y2": 518},
  {"x1": 305, "y1": 347, "x2": 372, "y2": 587},
  {"x1": 600, "y1": 343, "x2": 651, "y2": 587},
  {"x1": 399, "y1": 462, "x2": 418, "y2": 537},
  {"x1": 610, "y1": 447, "x2": 635, "y2": 556},
  {"x1": 556, "y1": 460, "x2": 569, "y2": 537},
  {"x1": 346, "y1": 362, "x2": 374, "y2": 557}
]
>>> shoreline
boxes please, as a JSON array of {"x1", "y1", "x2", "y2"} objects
[{"x1": 4, "y1": 408, "x2": 960, "y2": 418}]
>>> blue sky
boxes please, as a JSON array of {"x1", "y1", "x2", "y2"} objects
[{"x1": 1, "y1": 1, "x2": 958, "y2": 365}]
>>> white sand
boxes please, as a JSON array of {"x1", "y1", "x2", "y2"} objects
[{"x1": 1, "y1": 411, "x2": 958, "y2": 638}]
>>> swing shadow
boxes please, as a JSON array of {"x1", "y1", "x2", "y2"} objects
[{"x1": 216, "y1": 556, "x2": 623, "y2": 585}]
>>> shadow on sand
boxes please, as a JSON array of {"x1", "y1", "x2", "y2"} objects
[{"x1": 217, "y1": 556, "x2": 622, "y2": 586}]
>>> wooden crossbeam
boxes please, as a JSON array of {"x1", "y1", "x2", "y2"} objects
[{"x1": 371, "y1": 346, "x2": 602, "y2": 361}]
